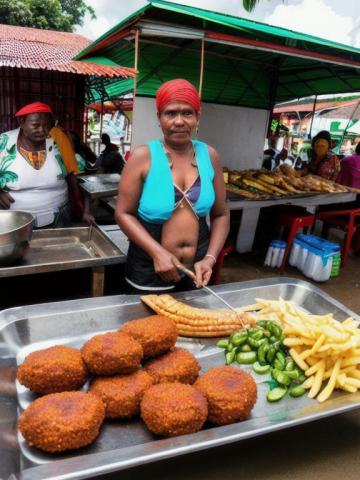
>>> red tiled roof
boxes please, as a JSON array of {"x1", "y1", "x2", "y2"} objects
[{"x1": 0, "y1": 24, "x2": 135, "y2": 78}]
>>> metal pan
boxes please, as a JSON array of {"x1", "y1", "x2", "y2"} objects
[{"x1": 1, "y1": 278, "x2": 360, "y2": 480}]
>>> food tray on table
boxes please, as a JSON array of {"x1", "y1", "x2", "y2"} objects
[
  {"x1": 1, "y1": 278, "x2": 360, "y2": 480},
  {"x1": 78, "y1": 173, "x2": 120, "y2": 199},
  {"x1": 226, "y1": 188, "x2": 341, "y2": 201},
  {"x1": 0, "y1": 225, "x2": 126, "y2": 278}
]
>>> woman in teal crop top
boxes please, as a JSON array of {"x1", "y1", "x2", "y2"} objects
[{"x1": 115, "y1": 78, "x2": 230, "y2": 292}]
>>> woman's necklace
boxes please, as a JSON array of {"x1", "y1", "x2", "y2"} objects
[{"x1": 162, "y1": 141, "x2": 197, "y2": 169}]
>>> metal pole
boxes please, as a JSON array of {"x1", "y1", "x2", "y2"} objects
[
  {"x1": 308, "y1": 94, "x2": 317, "y2": 138},
  {"x1": 84, "y1": 106, "x2": 89, "y2": 143},
  {"x1": 99, "y1": 99, "x2": 104, "y2": 155},
  {"x1": 337, "y1": 99, "x2": 360, "y2": 154}
]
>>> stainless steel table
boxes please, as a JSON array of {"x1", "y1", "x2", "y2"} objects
[
  {"x1": 2, "y1": 278, "x2": 360, "y2": 480},
  {"x1": 0, "y1": 225, "x2": 126, "y2": 297},
  {"x1": 78, "y1": 174, "x2": 120, "y2": 199}
]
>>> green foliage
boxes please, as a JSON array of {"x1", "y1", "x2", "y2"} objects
[
  {"x1": 0, "y1": 0, "x2": 33, "y2": 27},
  {"x1": 242, "y1": 0, "x2": 284, "y2": 13},
  {"x1": 0, "y1": 0, "x2": 96, "y2": 32},
  {"x1": 242, "y1": 0, "x2": 261, "y2": 12}
]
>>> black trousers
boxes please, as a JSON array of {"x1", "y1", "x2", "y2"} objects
[{"x1": 125, "y1": 216, "x2": 210, "y2": 291}]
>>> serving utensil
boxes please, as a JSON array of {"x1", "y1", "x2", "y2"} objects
[{"x1": 173, "y1": 260, "x2": 248, "y2": 329}]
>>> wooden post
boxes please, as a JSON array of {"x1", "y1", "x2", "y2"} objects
[
  {"x1": 198, "y1": 38, "x2": 205, "y2": 100},
  {"x1": 133, "y1": 29, "x2": 139, "y2": 97},
  {"x1": 92, "y1": 266, "x2": 105, "y2": 297},
  {"x1": 131, "y1": 28, "x2": 139, "y2": 149}
]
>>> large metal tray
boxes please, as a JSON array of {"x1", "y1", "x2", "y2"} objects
[
  {"x1": 0, "y1": 225, "x2": 126, "y2": 278},
  {"x1": 1, "y1": 278, "x2": 360, "y2": 480}
]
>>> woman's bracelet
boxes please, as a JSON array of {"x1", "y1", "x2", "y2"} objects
[{"x1": 205, "y1": 253, "x2": 217, "y2": 265}]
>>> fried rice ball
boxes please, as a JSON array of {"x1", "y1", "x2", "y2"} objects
[
  {"x1": 143, "y1": 347, "x2": 200, "y2": 384},
  {"x1": 89, "y1": 370, "x2": 154, "y2": 418},
  {"x1": 81, "y1": 331, "x2": 143, "y2": 375},
  {"x1": 18, "y1": 391, "x2": 105, "y2": 453},
  {"x1": 16, "y1": 345, "x2": 87, "y2": 394},
  {"x1": 120, "y1": 315, "x2": 177, "y2": 358},
  {"x1": 194, "y1": 366, "x2": 257, "y2": 426},
  {"x1": 140, "y1": 382, "x2": 208, "y2": 437}
]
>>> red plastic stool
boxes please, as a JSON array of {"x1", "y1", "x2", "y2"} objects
[
  {"x1": 316, "y1": 208, "x2": 360, "y2": 267},
  {"x1": 277, "y1": 206, "x2": 315, "y2": 274},
  {"x1": 210, "y1": 240, "x2": 235, "y2": 285}
]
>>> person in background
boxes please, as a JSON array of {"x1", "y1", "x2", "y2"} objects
[
  {"x1": 337, "y1": 142, "x2": 360, "y2": 189},
  {"x1": 302, "y1": 130, "x2": 340, "y2": 181},
  {"x1": 115, "y1": 78, "x2": 229, "y2": 293},
  {"x1": 68, "y1": 131, "x2": 99, "y2": 175},
  {"x1": 0, "y1": 102, "x2": 93, "y2": 227},
  {"x1": 98, "y1": 133, "x2": 125, "y2": 174}
]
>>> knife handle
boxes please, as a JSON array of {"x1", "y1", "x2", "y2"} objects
[{"x1": 172, "y1": 259, "x2": 197, "y2": 281}]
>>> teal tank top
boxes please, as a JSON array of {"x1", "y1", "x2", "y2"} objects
[{"x1": 138, "y1": 139, "x2": 215, "y2": 223}]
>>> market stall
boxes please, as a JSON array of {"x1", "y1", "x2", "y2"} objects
[
  {"x1": 74, "y1": 0, "x2": 360, "y2": 261},
  {"x1": 75, "y1": 0, "x2": 360, "y2": 169}
]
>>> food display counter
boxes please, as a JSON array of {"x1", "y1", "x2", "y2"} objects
[{"x1": 1, "y1": 278, "x2": 360, "y2": 480}]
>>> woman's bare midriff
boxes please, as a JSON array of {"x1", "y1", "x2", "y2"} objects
[{"x1": 161, "y1": 203, "x2": 199, "y2": 264}]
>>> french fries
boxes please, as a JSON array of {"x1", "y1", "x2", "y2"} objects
[{"x1": 254, "y1": 298, "x2": 360, "y2": 403}]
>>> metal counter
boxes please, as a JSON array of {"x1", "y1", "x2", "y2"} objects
[
  {"x1": 1, "y1": 278, "x2": 360, "y2": 480},
  {"x1": 0, "y1": 225, "x2": 126, "y2": 296}
]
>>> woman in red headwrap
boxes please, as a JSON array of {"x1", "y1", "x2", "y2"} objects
[
  {"x1": 115, "y1": 78, "x2": 230, "y2": 292},
  {"x1": 0, "y1": 102, "x2": 93, "y2": 227}
]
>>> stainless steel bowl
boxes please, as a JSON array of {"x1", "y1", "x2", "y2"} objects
[{"x1": 0, "y1": 211, "x2": 34, "y2": 264}]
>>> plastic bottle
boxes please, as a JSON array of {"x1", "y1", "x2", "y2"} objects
[
  {"x1": 289, "y1": 239, "x2": 302, "y2": 267},
  {"x1": 314, "y1": 255, "x2": 332, "y2": 282},
  {"x1": 298, "y1": 243, "x2": 309, "y2": 272},
  {"x1": 303, "y1": 247, "x2": 317, "y2": 279},
  {"x1": 276, "y1": 240, "x2": 287, "y2": 268},
  {"x1": 264, "y1": 241, "x2": 275, "y2": 267},
  {"x1": 271, "y1": 243, "x2": 280, "y2": 268}
]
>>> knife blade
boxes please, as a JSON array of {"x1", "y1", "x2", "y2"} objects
[{"x1": 173, "y1": 260, "x2": 248, "y2": 329}]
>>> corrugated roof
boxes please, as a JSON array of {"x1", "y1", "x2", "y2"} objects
[
  {"x1": 274, "y1": 99, "x2": 360, "y2": 114},
  {"x1": 0, "y1": 24, "x2": 135, "y2": 78},
  {"x1": 75, "y1": 0, "x2": 360, "y2": 107}
]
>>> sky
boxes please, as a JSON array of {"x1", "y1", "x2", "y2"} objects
[{"x1": 76, "y1": 0, "x2": 360, "y2": 47}]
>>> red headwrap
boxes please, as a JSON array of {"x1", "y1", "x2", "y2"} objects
[
  {"x1": 156, "y1": 79, "x2": 200, "y2": 113},
  {"x1": 15, "y1": 102, "x2": 53, "y2": 118}
]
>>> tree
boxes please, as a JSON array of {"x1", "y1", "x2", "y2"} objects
[
  {"x1": 243, "y1": 0, "x2": 261, "y2": 11},
  {"x1": 242, "y1": 0, "x2": 284, "y2": 12},
  {"x1": 0, "y1": 0, "x2": 95, "y2": 32}
]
